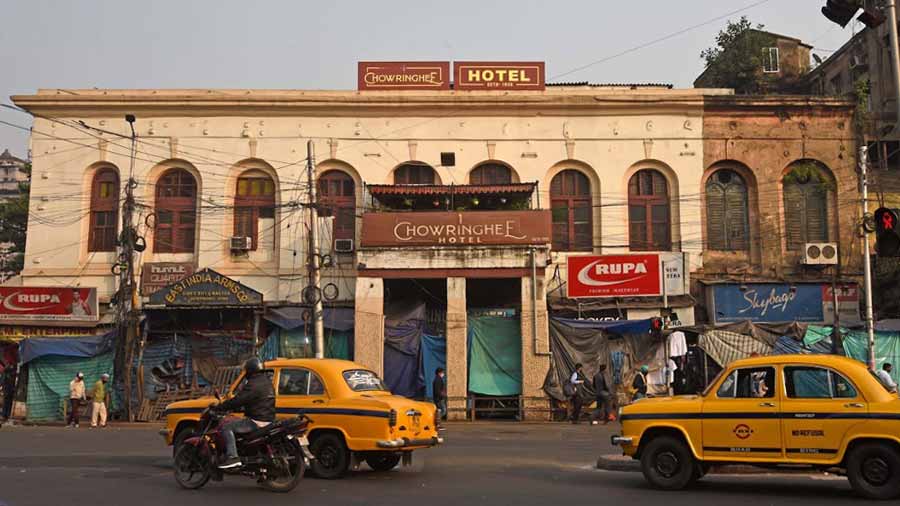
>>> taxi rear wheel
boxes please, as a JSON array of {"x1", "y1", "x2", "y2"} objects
[
  {"x1": 847, "y1": 442, "x2": 900, "y2": 500},
  {"x1": 640, "y1": 436, "x2": 695, "y2": 491},
  {"x1": 366, "y1": 453, "x2": 402, "y2": 472},
  {"x1": 310, "y1": 433, "x2": 350, "y2": 479}
]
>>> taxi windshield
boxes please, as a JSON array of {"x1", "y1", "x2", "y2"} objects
[
  {"x1": 343, "y1": 369, "x2": 388, "y2": 392},
  {"x1": 702, "y1": 368, "x2": 727, "y2": 397}
]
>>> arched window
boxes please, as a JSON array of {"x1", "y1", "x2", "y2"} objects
[
  {"x1": 317, "y1": 170, "x2": 356, "y2": 242},
  {"x1": 394, "y1": 163, "x2": 436, "y2": 185},
  {"x1": 783, "y1": 163, "x2": 830, "y2": 250},
  {"x1": 470, "y1": 163, "x2": 512, "y2": 185},
  {"x1": 154, "y1": 168, "x2": 197, "y2": 254},
  {"x1": 706, "y1": 169, "x2": 749, "y2": 251},
  {"x1": 550, "y1": 169, "x2": 592, "y2": 251},
  {"x1": 234, "y1": 170, "x2": 275, "y2": 251},
  {"x1": 88, "y1": 168, "x2": 119, "y2": 252},
  {"x1": 628, "y1": 169, "x2": 671, "y2": 251}
]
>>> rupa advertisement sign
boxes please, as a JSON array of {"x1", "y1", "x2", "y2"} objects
[
  {"x1": 0, "y1": 287, "x2": 98, "y2": 322},
  {"x1": 566, "y1": 253, "x2": 686, "y2": 298}
]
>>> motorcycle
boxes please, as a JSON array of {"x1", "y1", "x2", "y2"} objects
[{"x1": 173, "y1": 402, "x2": 314, "y2": 493}]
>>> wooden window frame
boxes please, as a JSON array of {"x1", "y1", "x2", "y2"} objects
[
  {"x1": 628, "y1": 169, "x2": 671, "y2": 252},
  {"x1": 234, "y1": 173, "x2": 275, "y2": 251},
  {"x1": 393, "y1": 163, "x2": 436, "y2": 185},
  {"x1": 550, "y1": 169, "x2": 592, "y2": 252},
  {"x1": 88, "y1": 168, "x2": 119, "y2": 252},
  {"x1": 470, "y1": 163, "x2": 513, "y2": 185},
  {"x1": 317, "y1": 170, "x2": 356, "y2": 242},
  {"x1": 154, "y1": 168, "x2": 197, "y2": 254},
  {"x1": 783, "y1": 177, "x2": 829, "y2": 251},
  {"x1": 705, "y1": 169, "x2": 750, "y2": 252}
]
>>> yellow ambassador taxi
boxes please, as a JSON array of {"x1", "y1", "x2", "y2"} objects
[
  {"x1": 160, "y1": 359, "x2": 442, "y2": 479},
  {"x1": 611, "y1": 354, "x2": 900, "y2": 500}
]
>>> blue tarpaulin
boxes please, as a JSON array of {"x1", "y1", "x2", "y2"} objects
[
  {"x1": 264, "y1": 306, "x2": 354, "y2": 331},
  {"x1": 20, "y1": 332, "x2": 115, "y2": 364},
  {"x1": 383, "y1": 302, "x2": 427, "y2": 398},
  {"x1": 421, "y1": 334, "x2": 446, "y2": 400}
]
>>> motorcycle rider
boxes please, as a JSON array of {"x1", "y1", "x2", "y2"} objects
[{"x1": 216, "y1": 357, "x2": 276, "y2": 469}]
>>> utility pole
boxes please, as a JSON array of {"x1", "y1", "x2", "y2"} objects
[
  {"x1": 306, "y1": 140, "x2": 325, "y2": 358},
  {"x1": 888, "y1": 0, "x2": 900, "y2": 135},
  {"x1": 115, "y1": 114, "x2": 140, "y2": 421},
  {"x1": 860, "y1": 146, "x2": 877, "y2": 370}
]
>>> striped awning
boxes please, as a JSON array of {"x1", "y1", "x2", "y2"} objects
[
  {"x1": 368, "y1": 183, "x2": 536, "y2": 196},
  {"x1": 698, "y1": 330, "x2": 772, "y2": 368}
]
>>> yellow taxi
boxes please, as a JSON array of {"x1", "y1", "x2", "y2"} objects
[
  {"x1": 160, "y1": 358, "x2": 442, "y2": 479},
  {"x1": 611, "y1": 354, "x2": 900, "y2": 499}
]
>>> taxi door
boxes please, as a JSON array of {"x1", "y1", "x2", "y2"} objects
[
  {"x1": 701, "y1": 365, "x2": 783, "y2": 461},
  {"x1": 780, "y1": 365, "x2": 866, "y2": 462},
  {"x1": 275, "y1": 367, "x2": 330, "y2": 420}
]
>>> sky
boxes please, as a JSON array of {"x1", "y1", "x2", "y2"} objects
[{"x1": 0, "y1": 0, "x2": 861, "y2": 157}]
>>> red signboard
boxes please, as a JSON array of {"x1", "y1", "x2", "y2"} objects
[
  {"x1": 567, "y1": 254, "x2": 662, "y2": 298},
  {"x1": 358, "y1": 61, "x2": 450, "y2": 91},
  {"x1": 0, "y1": 287, "x2": 98, "y2": 322},
  {"x1": 454, "y1": 62, "x2": 545, "y2": 90},
  {"x1": 360, "y1": 210, "x2": 551, "y2": 247}
]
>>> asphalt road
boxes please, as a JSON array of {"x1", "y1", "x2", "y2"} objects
[{"x1": 0, "y1": 422, "x2": 869, "y2": 506}]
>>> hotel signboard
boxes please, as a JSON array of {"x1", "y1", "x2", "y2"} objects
[
  {"x1": 454, "y1": 61, "x2": 545, "y2": 90},
  {"x1": 358, "y1": 61, "x2": 450, "y2": 91},
  {"x1": 360, "y1": 210, "x2": 551, "y2": 247}
]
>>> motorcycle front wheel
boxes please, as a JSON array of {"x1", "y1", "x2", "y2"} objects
[
  {"x1": 173, "y1": 444, "x2": 211, "y2": 490},
  {"x1": 260, "y1": 442, "x2": 306, "y2": 493}
]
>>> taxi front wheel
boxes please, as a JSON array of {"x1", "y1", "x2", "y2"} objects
[
  {"x1": 640, "y1": 436, "x2": 695, "y2": 491},
  {"x1": 847, "y1": 442, "x2": 900, "y2": 500}
]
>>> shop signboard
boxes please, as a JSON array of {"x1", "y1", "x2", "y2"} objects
[
  {"x1": 358, "y1": 61, "x2": 450, "y2": 91},
  {"x1": 709, "y1": 283, "x2": 860, "y2": 324},
  {"x1": 360, "y1": 210, "x2": 551, "y2": 247},
  {"x1": 0, "y1": 325, "x2": 105, "y2": 342},
  {"x1": 454, "y1": 62, "x2": 545, "y2": 90},
  {"x1": 566, "y1": 253, "x2": 687, "y2": 299},
  {"x1": 0, "y1": 287, "x2": 98, "y2": 322},
  {"x1": 148, "y1": 268, "x2": 263, "y2": 307},
  {"x1": 140, "y1": 262, "x2": 195, "y2": 295}
]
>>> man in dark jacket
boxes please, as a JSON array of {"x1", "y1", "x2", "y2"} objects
[
  {"x1": 217, "y1": 357, "x2": 275, "y2": 469},
  {"x1": 1, "y1": 361, "x2": 16, "y2": 421},
  {"x1": 590, "y1": 364, "x2": 611, "y2": 425},
  {"x1": 432, "y1": 368, "x2": 447, "y2": 422}
]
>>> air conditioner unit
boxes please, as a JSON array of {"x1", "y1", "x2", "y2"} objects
[
  {"x1": 803, "y1": 242, "x2": 838, "y2": 265},
  {"x1": 230, "y1": 236, "x2": 252, "y2": 251},
  {"x1": 334, "y1": 238, "x2": 355, "y2": 253}
]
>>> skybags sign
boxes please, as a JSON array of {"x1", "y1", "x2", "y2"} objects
[
  {"x1": 709, "y1": 283, "x2": 860, "y2": 324},
  {"x1": 566, "y1": 253, "x2": 686, "y2": 298}
]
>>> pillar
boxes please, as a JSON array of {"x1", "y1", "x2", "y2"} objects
[
  {"x1": 446, "y1": 277, "x2": 468, "y2": 421},
  {"x1": 521, "y1": 273, "x2": 551, "y2": 421},
  {"x1": 354, "y1": 277, "x2": 384, "y2": 376}
]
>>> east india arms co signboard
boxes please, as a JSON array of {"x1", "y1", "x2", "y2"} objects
[
  {"x1": 148, "y1": 268, "x2": 263, "y2": 307},
  {"x1": 360, "y1": 210, "x2": 551, "y2": 247}
]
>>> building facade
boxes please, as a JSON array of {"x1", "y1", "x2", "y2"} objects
[
  {"x1": 11, "y1": 85, "x2": 858, "y2": 418},
  {"x1": 0, "y1": 149, "x2": 28, "y2": 197}
]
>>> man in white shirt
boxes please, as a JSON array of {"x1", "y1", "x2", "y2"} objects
[
  {"x1": 876, "y1": 363, "x2": 898, "y2": 393},
  {"x1": 569, "y1": 363, "x2": 586, "y2": 424},
  {"x1": 67, "y1": 372, "x2": 86, "y2": 428}
]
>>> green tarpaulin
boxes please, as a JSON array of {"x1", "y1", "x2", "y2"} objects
[
  {"x1": 467, "y1": 315, "x2": 521, "y2": 396},
  {"x1": 26, "y1": 352, "x2": 114, "y2": 421},
  {"x1": 278, "y1": 328, "x2": 352, "y2": 360},
  {"x1": 807, "y1": 325, "x2": 900, "y2": 383}
]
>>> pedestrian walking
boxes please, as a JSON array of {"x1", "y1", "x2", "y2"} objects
[
  {"x1": 631, "y1": 365, "x2": 649, "y2": 402},
  {"x1": 568, "y1": 363, "x2": 587, "y2": 424},
  {"x1": 590, "y1": 364, "x2": 611, "y2": 425},
  {"x1": 1, "y1": 361, "x2": 16, "y2": 421},
  {"x1": 67, "y1": 372, "x2": 86, "y2": 427},
  {"x1": 432, "y1": 368, "x2": 447, "y2": 423},
  {"x1": 91, "y1": 373, "x2": 110, "y2": 428},
  {"x1": 876, "y1": 363, "x2": 898, "y2": 393}
]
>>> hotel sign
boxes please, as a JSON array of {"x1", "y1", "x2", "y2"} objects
[
  {"x1": 358, "y1": 61, "x2": 450, "y2": 91},
  {"x1": 454, "y1": 62, "x2": 545, "y2": 90},
  {"x1": 360, "y1": 211, "x2": 551, "y2": 247}
]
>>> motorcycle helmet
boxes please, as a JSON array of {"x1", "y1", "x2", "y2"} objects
[{"x1": 244, "y1": 357, "x2": 264, "y2": 375}]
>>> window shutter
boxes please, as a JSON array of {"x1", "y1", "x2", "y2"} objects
[
  {"x1": 805, "y1": 186, "x2": 828, "y2": 242},
  {"x1": 783, "y1": 182, "x2": 804, "y2": 250},
  {"x1": 724, "y1": 183, "x2": 749, "y2": 250},
  {"x1": 706, "y1": 183, "x2": 726, "y2": 250}
]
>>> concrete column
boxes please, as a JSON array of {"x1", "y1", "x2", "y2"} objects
[
  {"x1": 354, "y1": 277, "x2": 384, "y2": 376},
  {"x1": 446, "y1": 277, "x2": 468, "y2": 421},
  {"x1": 521, "y1": 274, "x2": 551, "y2": 421}
]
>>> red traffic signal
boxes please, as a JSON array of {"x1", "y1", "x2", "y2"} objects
[
  {"x1": 822, "y1": 0, "x2": 859, "y2": 27},
  {"x1": 874, "y1": 208, "x2": 900, "y2": 257}
]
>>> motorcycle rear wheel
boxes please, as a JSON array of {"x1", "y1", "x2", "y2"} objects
[
  {"x1": 259, "y1": 443, "x2": 306, "y2": 493},
  {"x1": 173, "y1": 444, "x2": 211, "y2": 490}
]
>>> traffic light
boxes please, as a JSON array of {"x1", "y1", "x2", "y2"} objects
[
  {"x1": 821, "y1": 0, "x2": 859, "y2": 27},
  {"x1": 874, "y1": 207, "x2": 900, "y2": 256}
]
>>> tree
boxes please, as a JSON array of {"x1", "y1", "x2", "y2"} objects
[
  {"x1": 699, "y1": 17, "x2": 775, "y2": 94},
  {"x1": 0, "y1": 163, "x2": 31, "y2": 278}
]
